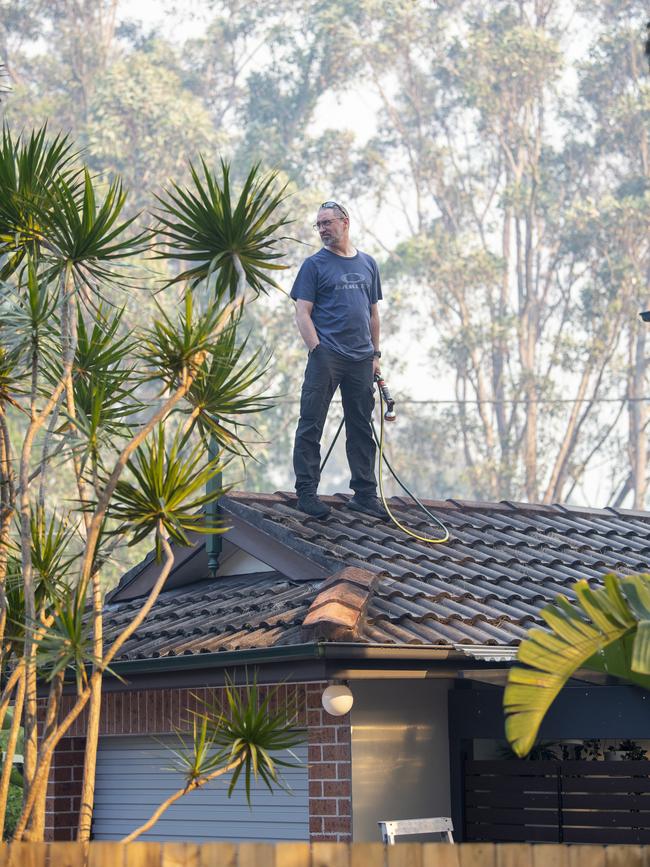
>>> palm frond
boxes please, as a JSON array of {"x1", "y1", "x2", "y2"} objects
[
  {"x1": 182, "y1": 324, "x2": 273, "y2": 455},
  {"x1": 191, "y1": 673, "x2": 305, "y2": 805},
  {"x1": 0, "y1": 124, "x2": 79, "y2": 279},
  {"x1": 38, "y1": 169, "x2": 151, "y2": 288},
  {"x1": 155, "y1": 159, "x2": 292, "y2": 297},
  {"x1": 504, "y1": 574, "x2": 650, "y2": 757},
  {"x1": 107, "y1": 425, "x2": 231, "y2": 554}
]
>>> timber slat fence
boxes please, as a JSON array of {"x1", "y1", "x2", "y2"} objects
[
  {"x1": 1, "y1": 843, "x2": 650, "y2": 867},
  {"x1": 464, "y1": 760, "x2": 650, "y2": 845}
]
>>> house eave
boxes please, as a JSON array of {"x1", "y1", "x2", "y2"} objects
[{"x1": 108, "y1": 641, "x2": 514, "y2": 677}]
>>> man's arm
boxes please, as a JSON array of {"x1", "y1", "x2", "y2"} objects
[
  {"x1": 295, "y1": 299, "x2": 320, "y2": 351},
  {"x1": 370, "y1": 303, "x2": 381, "y2": 375}
]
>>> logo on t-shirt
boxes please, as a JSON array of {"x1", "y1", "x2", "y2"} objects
[{"x1": 336, "y1": 272, "x2": 368, "y2": 291}]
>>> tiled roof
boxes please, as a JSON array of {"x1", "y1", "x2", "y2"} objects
[{"x1": 105, "y1": 491, "x2": 650, "y2": 660}]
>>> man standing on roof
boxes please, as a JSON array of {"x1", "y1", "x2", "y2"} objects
[{"x1": 290, "y1": 201, "x2": 388, "y2": 520}]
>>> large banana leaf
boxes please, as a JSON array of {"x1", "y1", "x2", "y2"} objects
[{"x1": 504, "y1": 574, "x2": 650, "y2": 757}]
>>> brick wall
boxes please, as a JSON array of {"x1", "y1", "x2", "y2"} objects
[{"x1": 45, "y1": 680, "x2": 352, "y2": 843}]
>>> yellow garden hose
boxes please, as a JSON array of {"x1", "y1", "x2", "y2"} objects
[
  {"x1": 319, "y1": 382, "x2": 451, "y2": 544},
  {"x1": 374, "y1": 387, "x2": 450, "y2": 544}
]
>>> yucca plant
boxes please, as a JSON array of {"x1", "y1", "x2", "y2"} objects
[
  {"x1": 0, "y1": 121, "x2": 292, "y2": 842},
  {"x1": 504, "y1": 573, "x2": 650, "y2": 757},
  {"x1": 155, "y1": 159, "x2": 291, "y2": 297},
  {"x1": 182, "y1": 324, "x2": 273, "y2": 455},
  {"x1": 122, "y1": 675, "x2": 305, "y2": 843},
  {"x1": 109, "y1": 425, "x2": 231, "y2": 551},
  {"x1": 0, "y1": 126, "x2": 79, "y2": 280}
]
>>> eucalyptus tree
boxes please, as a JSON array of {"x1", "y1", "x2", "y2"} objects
[{"x1": 0, "y1": 124, "x2": 294, "y2": 841}]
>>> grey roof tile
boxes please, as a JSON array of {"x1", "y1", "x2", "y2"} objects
[{"x1": 106, "y1": 491, "x2": 650, "y2": 659}]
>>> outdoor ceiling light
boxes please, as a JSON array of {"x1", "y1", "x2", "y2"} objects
[{"x1": 322, "y1": 683, "x2": 354, "y2": 716}]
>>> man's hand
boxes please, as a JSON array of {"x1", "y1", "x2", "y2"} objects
[{"x1": 372, "y1": 358, "x2": 381, "y2": 377}]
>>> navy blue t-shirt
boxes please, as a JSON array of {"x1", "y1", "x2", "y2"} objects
[{"x1": 290, "y1": 248, "x2": 382, "y2": 360}]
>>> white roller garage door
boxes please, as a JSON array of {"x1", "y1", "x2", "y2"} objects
[{"x1": 92, "y1": 735, "x2": 309, "y2": 842}]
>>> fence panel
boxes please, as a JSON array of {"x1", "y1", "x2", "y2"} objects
[
  {"x1": 1, "y1": 843, "x2": 650, "y2": 866},
  {"x1": 464, "y1": 759, "x2": 650, "y2": 845}
]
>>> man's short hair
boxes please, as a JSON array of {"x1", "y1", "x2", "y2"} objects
[{"x1": 320, "y1": 200, "x2": 349, "y2": 220}]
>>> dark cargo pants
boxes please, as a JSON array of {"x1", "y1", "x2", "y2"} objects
[{"x1": 293, "y1": 344, "x2": 377, "y2": 497}]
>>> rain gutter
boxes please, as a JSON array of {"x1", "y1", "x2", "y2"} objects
[{"x1": 109, "y1": 641, "x2": 494, "y2": 677}]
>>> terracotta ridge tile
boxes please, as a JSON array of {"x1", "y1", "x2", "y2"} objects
[{"x1": 301, "y1": 566, "x2": 380, "y2": 642}]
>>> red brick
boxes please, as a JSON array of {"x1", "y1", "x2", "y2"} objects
[
  {"x1": 307, "y1": 709, "x2": 322, "y2": 726},
  {"x1": 322, "y1": 744, "x2": 350, "y2": 762},
  {"x1": 309, "y1": 762, "x2": 336, "y2": 780},
  {"x1": 324, "y1": 816, "x2": 352, "y2": 834},
  {"x1": 310, "y1": 835, "x2": 330, "y2": 843},
  {"x1": 336, "y1": 726, "x2": 350, "y2": 743},
  {"x1": 313, "y1": 726, "x2": 336, "y2": 744},
  {"x1": 53, "y1": 781, "x2": 80, "y2": 797},
  {"x1": 309, "y1": 781, "x2": 323, "y2": 798},
  {"x1": 310, "y1": 799, "x2": 337, "y2": 816},
  {"x1": 308, "y1": 744, "x2": 322, "y2": 762},
  {"x1": 129, "y1": 691, "x2": 139, "y2": 733},
  {"x1": 309, "y1": 817, "x2": 323, "y2": 834},
  {"x1": 323, "y1": 780, "x2": 351, "y2": 798},
  {"x1": 147, "y1": 690, "x2": 156, "y2": 730},
  {"x1": 56, "y1": 751, "x2": 84, "y2": 767},
  {"x1": 337, "y1": 799, "x2": 352, "y2": 816},
  {"x1": 72, "y1": 765, "x2": 84, "y2": 781},
  {"x1": 114, "y1": 691, "x2": 123, "y2": 732},
  {"x1": 48, "y1": 764, "x2": 73, "y2": 786}
]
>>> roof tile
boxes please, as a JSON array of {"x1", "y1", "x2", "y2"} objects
[{"x1": 105, "y1": 491, "x2": 650, "y2": 659}]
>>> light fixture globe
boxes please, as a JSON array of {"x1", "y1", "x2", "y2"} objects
[{"x1": 322, "y1": 684, "x2": 353, "y2": 716}]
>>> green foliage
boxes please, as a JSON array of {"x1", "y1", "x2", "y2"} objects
[
  {"x1": 109, "y1": 426, "x2": 230, "y2": 552},
  {"x1": 504, "y1": 574, "x2": 650, "y2": 758},
  {"x1": 68, "y1": 309, "x2": 143, "y2": 470},
  {"x1": 155, "y1": 160, "x2": 291, "y2": 297},
  {"x1": 183, "y1": 324, "x2": 273, "y2": 455},
  {"x1": 29, "y1": 506, "x2": 77, "y2": 588},
  {"x1": 38, "y1": 169, "x2": 149, "y2": 288},
  {"x1": 35, "y1": 582, "x2": 92, "y2": 690},
  {"x1": 142, "y1": 290, "x2": 234, "y2": 385},
  {"x1": 0, "y1": 125, "x2": 78, "y2": 280},
  {"x1": 166, "y1": 675, "x2": 304, "y2": 803},
  {"x1": 3, "y1": 785, "x2": 22, "y2": 840}
]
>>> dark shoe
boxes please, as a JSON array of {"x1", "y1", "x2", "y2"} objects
[
  {"x1": 347, "y1": 494, "x2": 390, "y2": 520},
  {"x1": 297, "y1": 492, "x2": 331, "y2": 519}
]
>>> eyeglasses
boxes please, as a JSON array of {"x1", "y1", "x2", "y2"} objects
[
  {"x1": 313, "y1": 217, "x2": 344, "y2": 231},
  {"x1": 313, "y1": 201, "x2": 349, "y2": 232}
]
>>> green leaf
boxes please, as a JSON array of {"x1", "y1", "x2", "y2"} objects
[
  {"x1": 504, "y1": 575, "x2": 639, "y2": 757},
  {"x1": 107, "y1": 426, "x2": 231, "y2": 554},
  {"x1": 155, "y1": 159, "x2": 292, "y2": 297}
]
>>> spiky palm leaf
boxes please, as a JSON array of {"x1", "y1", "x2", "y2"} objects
[
  {"x1": 35, "y1": 582, "x2": 93, "y2": 691},
  {"x1": 182, "y1": 323, "x2": 272, "y2": 455},
  {"x1": 142, "y1": 291, "x2": 233, "y2": 386},
  {"x1": 44, "y1": 308, "x2": 144, "y2": 471},
  {"x1": 0, "y1": 258, "x2": 59, "y2": 368},
  {"x1": 0, "y1": 125, "x2": 78, "y2": 280},
  {"x1": 155, "y1": 159, "x2": 291, "y2": 297},
  {"x1": 29, "y1": 506, "x2": 77, "y2": 588},
  {"x1": 504, "y1": 573, "x2": 650, "y2": 757},
  {"x1": 39, "y1": 169, "x2": 150, "y2": 290},
  {"x1": 108, "y1": 426, "x2": 231, "y2": 553},
  {"x1": 179, "y1": 674, "x2": 304, "y2": 803}
]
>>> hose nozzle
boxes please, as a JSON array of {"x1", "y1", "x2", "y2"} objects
[{"x1": 374, "y1": 374, "x2": 396, "y2": 421}]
